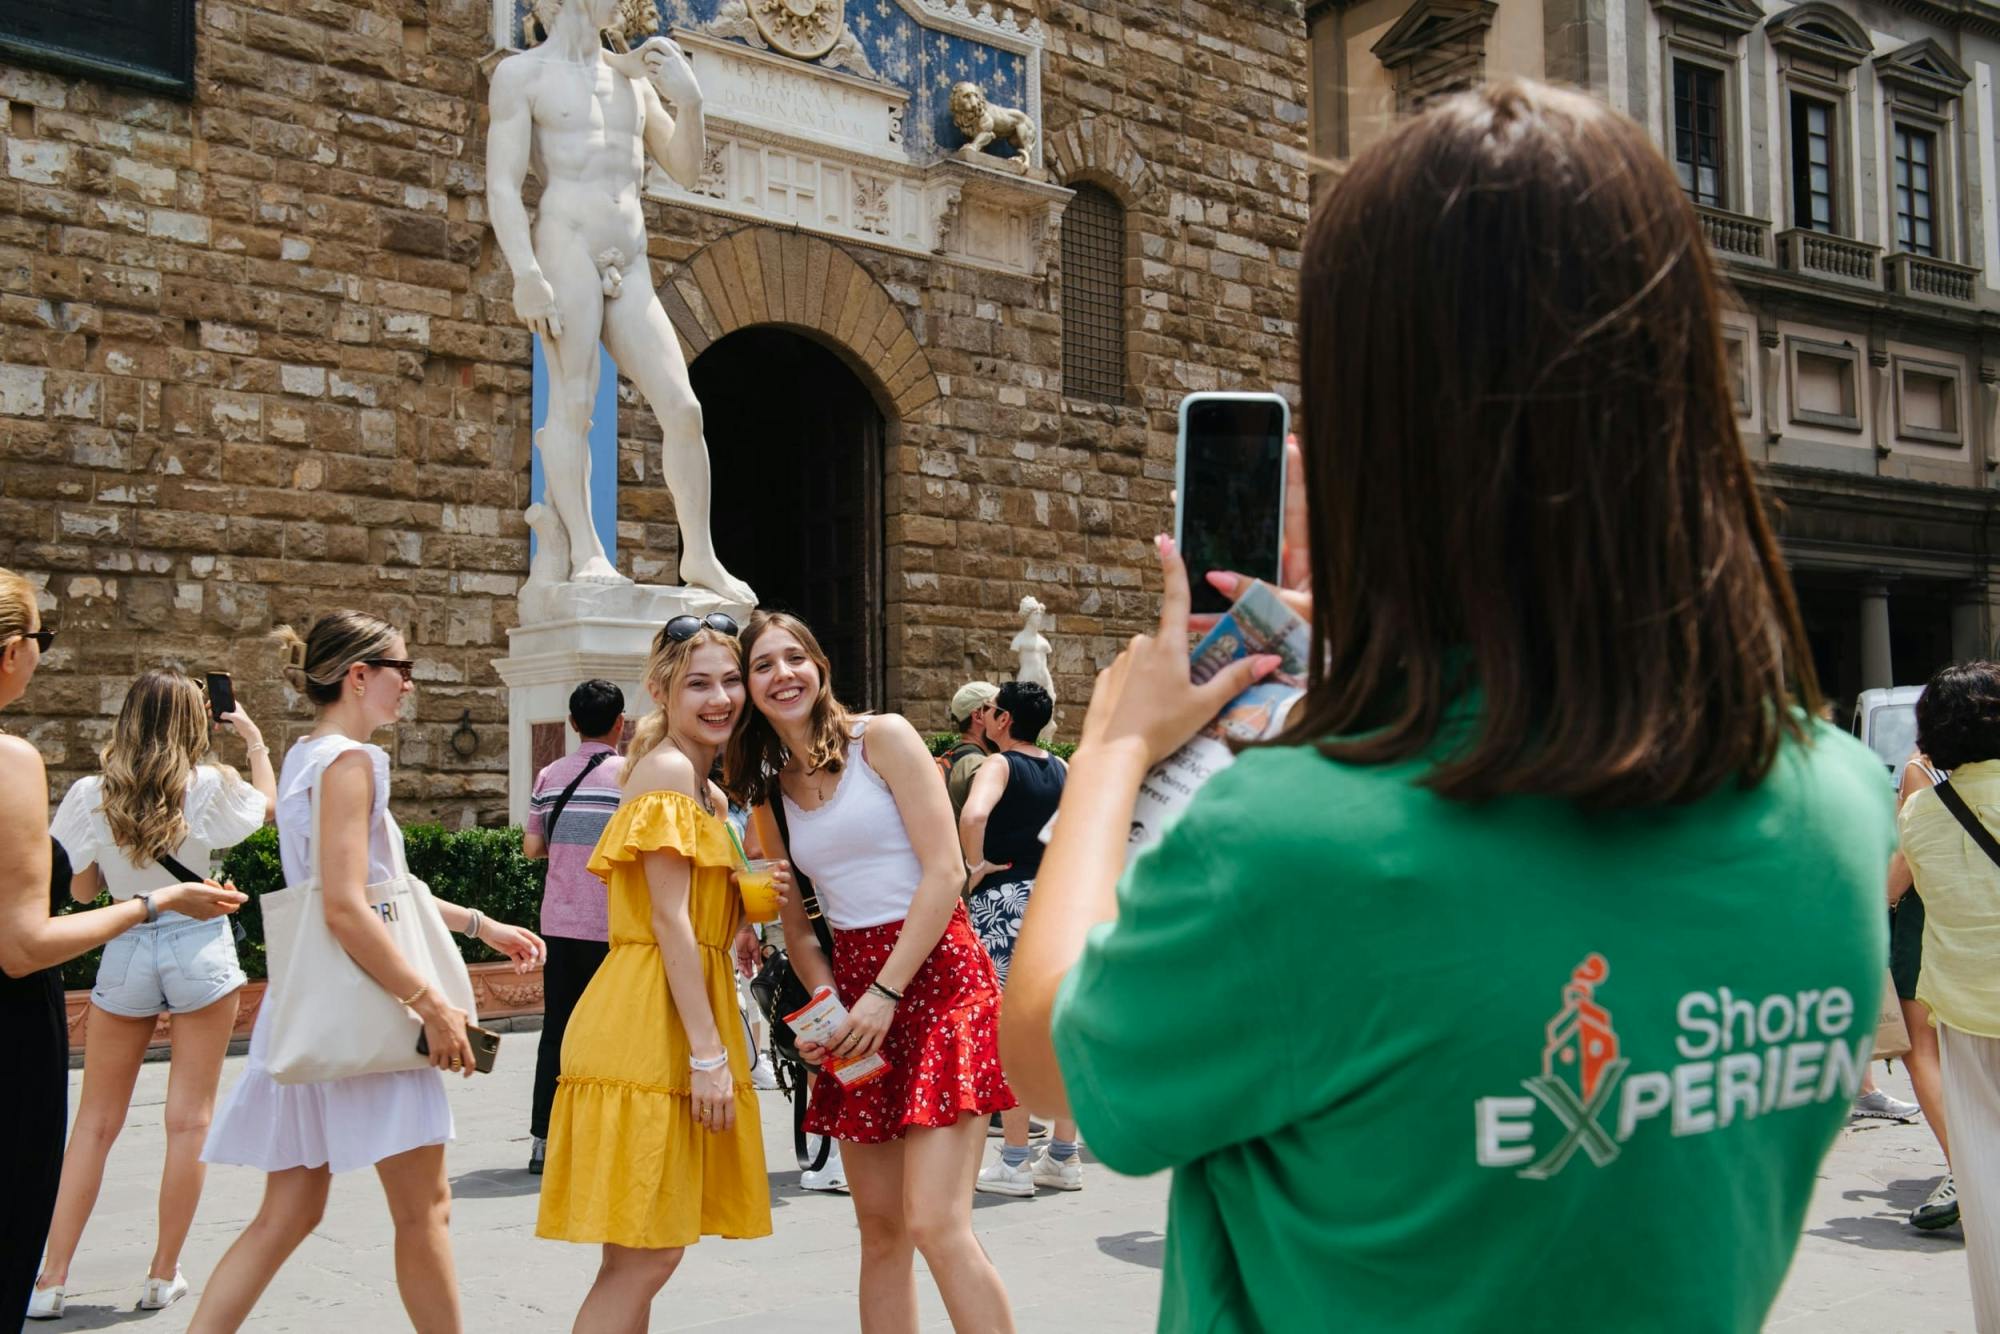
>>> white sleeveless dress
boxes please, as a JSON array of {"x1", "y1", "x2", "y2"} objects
[{"x1": 202, "y1": 735, "x2": 453, "y2": 1174}]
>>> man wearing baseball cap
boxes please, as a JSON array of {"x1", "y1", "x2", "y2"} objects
[{"x1": 942, "y1": 681, "x2": 1000, "y2": 816}]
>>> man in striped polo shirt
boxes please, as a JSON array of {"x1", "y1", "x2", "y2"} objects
[{"x1": 521, "y1": 679, "x2": 626, "y2": 1175}]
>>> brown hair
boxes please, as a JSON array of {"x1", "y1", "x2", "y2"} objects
[
  {"x1": 1279, "y1": 81, "x2": 1818, "y2": 808},
  {"x1": 100, "y1": 669, "x2": 218, "y2": 865},
  {"x1": 725, "y1": 610, "x2": 853, "y2": 808},
  {"x1": 272, "y1": 610, "x2": 400, "y2": 709},
  {"x1": 625, "y1": 624, "x2": 739, "y2": 767},
  {"x1": 0, "y1": 568, "x2": 35, "y2": 644}
]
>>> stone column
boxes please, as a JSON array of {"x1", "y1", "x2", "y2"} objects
[
  {"x1": 1954, "y1": 588, "x2": 1990, "y2": 664},
  {"x1": 1980, "y1": 364, "x2": 1999, "y2": 472},
  {"x1": 1859, "y1": 581, "x2": 1893, "y2": 690}
]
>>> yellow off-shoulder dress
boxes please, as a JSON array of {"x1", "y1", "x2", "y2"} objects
[{"x1": 534, "y1": 789, "x2": 771, "y2": 1249}]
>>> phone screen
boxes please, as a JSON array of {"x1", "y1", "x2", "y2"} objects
[
  {"x1": 1177, "y1": 395, "x2": 1288, "y2": 615},
  {"x1": 206, "y1": 672, "x2": 234, "y2": 720}
]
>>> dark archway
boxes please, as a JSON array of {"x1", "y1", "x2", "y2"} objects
[{"x1": 694, "y1": 327, "x2": 886, "y2": 709}]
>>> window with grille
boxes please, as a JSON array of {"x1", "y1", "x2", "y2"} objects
[
  {"x1": 1789, "y1": 93, "x2": 1837, "y2": 233},
  {"x1": 1893, "y1": 125, "x2": 1937, "y2": 257},
  {"x1": 1672, "y1": 61, "x2": 1725, "y2": 207},
  {"x1": 1061, "y1": 185, "x2": 1126, "y2": 405}
]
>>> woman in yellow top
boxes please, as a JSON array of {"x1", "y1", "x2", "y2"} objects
[
  {"x1": 1898, "y1": 660, "x2": 2000, "y2": 1328},
  {"x1": 536, "y1": 613, "x2": 771, "y2": 1331}
]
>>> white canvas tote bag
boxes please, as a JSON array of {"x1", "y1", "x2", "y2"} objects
[{"x1": 260, "y1": 769, "x2": 476, "y2": 1085}]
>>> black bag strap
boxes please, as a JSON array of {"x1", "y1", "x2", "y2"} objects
[
  {"x1": 155, "y1": 849, "x2": 204, "y2": 884},
  {"x1": 1935, "y1": 780, "x2": 2000, "y2": 871},
  {"x1": 543, "y1": 750, "x2": 612, "y2": 844},
  {"x1": 768, "y1": 791, "x2": 836, "y2": 957},
  {"x1": 155, "y1": 848, "x2": 248, "y2": 943}
]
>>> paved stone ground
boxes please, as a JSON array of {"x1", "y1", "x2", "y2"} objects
[{"x1": 22, "y1": 1047, "x2": 1974, "y2": 1331}]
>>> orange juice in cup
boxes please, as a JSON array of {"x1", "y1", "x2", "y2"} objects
[{"x1": 738, "y1": 858, "x2": 781, "y2": 923}]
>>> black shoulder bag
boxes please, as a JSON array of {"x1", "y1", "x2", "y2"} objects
[
  {"x1": 1934, "y1": 780, "x2": 2000, "y2": 871},
  {"x1": 542, "y1": 750, "x2": 612, "y2": 843},
  {"x1": 744, "y1": 791, "x2": 839, "y2": 1171}
]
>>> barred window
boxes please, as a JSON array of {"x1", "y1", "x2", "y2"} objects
[{"x1": 1061, "y1": 185, "x2": 1126, "y2": 405}]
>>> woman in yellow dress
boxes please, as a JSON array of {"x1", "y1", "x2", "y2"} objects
[{"x1": 536, "y1": 614, "x2": 770, "y2": 1331}]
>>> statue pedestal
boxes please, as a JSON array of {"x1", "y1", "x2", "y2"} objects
[{"x1": 493, "y1": 580, "x2": 752, "y2": 826}]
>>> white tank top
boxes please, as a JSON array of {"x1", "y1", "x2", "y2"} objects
[{"x1": 782, "y1": 721, "x2": 925, "y2": 930}]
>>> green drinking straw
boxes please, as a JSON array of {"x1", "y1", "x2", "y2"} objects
[{"x1": 722, "y1": 819, "x2": 752, "y2": 872}]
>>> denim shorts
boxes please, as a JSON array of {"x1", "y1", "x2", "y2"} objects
[{"x1": 92, "y1": 911, "x2": 246, "y2": 1018}]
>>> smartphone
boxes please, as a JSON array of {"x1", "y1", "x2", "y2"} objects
[
  {"x1": 205, "y1": 672, "x2": 234, "y2": 722},
  {"x1": 417, "y1": 1020, "x2": 501, "y2": 1074},
  {"x1": 1174, "y1": 392, "x2": 1291, "y2": 616}
]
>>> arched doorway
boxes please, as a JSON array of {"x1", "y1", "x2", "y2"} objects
[{"x1": 694, "y1": 327, "x2": 886, "y2": 709}]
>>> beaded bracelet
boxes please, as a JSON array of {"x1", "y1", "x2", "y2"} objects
[{"x1": 689, "y1": 1051, "x2": 730, "y2": 1073}]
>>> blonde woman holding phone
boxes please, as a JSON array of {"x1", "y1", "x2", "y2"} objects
[
  {"x1": 29, "y1": 670, "x2": 274, "y2": 1318},
  {"x1": 190, "y1": 611, "x2": 543, "y2": 1333},
  {"x1": 0, "y1": 573, "x2": 247, "y2": 1329}
]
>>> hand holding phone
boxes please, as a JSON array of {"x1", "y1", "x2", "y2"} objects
[
  {"x1": 417, "y1": 1020, "x2": 501, "y2": 1074},
  {"x1": 205, "y1": 672, "x2": 235, "y2": 722},
  {"x1": 1174, "y1": 393, "x2": 1291, "y2": 616}
]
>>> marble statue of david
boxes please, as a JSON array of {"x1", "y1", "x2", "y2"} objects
[{"x1": 486, "y1": 0, "x2": 754, "y2": 603}]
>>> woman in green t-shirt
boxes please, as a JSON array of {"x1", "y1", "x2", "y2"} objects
[{"x1": 1002, "y1": 81, "x2": 1894, "y2": 1333}]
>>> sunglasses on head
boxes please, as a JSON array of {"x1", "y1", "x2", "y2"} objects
[
  {"x1": 11, "y1": 629, "x2": 54, "y2": 652},
  {"x1": 362, "y1": 658, "x2": 415, "y2": 682},
  {"x1": 659, "y1": 613, "x2": 740, "y2": 646}
]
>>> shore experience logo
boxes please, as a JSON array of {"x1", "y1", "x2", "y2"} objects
[{"x1": 1475, "y1": 954, "x2": 1868, "y2": 1179}]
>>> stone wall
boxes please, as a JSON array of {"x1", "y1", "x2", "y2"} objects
[
  {"x1": 0, "y1": 0, "x2": 1310, "y2": 823},
  {"x1": 0, "y1": 0, "x2": 527, "y2": 824}
]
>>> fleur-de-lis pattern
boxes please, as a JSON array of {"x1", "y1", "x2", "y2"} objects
[{"x1": 511, "y1": 0, "x2": 1031, "y2": 158}]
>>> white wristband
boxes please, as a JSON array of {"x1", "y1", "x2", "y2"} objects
[
  {"x1": 689, "y1": 1051, "x2": 730, "y2": 1073},
  {"x1": 463, "y1": 909, "x2": 484, "y2": 940}
]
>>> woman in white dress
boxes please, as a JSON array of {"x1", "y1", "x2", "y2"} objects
[
  {"x1": 190, "y1": 611, "x2": 544, "y2": 1334},
  {"x1": 30, "y1": 671, "x2": 275, "y2": 1318}
]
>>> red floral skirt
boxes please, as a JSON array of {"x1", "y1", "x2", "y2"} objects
[{"x1": 805, "y1": 901, "x2": 1017, "y2": 1143}]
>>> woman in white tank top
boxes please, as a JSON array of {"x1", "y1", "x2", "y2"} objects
[{"x1": 728, "y1": 610, "x2": 1017, "y2": 1333}]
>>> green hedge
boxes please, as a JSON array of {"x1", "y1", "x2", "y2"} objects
[
  {"x1": 926, "y1": 732, "x2": 1076, "y2": 761},
  {"x1": 57, "y1": 825, "x2": 548, "y2": 990}
]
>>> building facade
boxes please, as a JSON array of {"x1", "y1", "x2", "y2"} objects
[
  {"x1": 0, "y1": 0, "x2": 1310, "y2": 823},
  {"x1": 1310, "y1": 0, "x2": 2000, "y2": 711}
]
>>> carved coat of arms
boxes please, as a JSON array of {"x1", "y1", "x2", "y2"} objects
[{"x1": 752, "y1": 0, "x2": 845, "y2": 59}]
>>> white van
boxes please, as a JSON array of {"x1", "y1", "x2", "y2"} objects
[{"x1": 1851, "y1": 685, "x2": 1925, "y2": 778}]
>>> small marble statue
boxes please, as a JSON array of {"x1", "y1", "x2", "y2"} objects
[
  {"x1": 488, "y1": 0, "x2": 754, "y2": 603},
  {"x1": 1013, "y1": 593, "x2": 1054, "y2": 686},
  {"x1": 950, "y1": 81, "x2": 1038, "y2": 163}
]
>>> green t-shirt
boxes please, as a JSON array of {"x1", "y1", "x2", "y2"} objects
[{"x1": 1051, "y1": 720, "x2": 1892, "y2": 1333}]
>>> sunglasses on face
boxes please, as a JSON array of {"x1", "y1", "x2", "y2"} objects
[
  {"x1": 11, "y1": 630, "x2": 54, "y2": 652},
  {"x1": 659, "y1": 612, "x2": 740, "y2": 646},
  {"x1": 362, "y1": 658, "x2": 415, "y2": 682}
]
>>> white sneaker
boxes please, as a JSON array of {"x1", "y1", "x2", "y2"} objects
[
  {"x1": 1031, "y1": 1147, "x2": 1084, "y2": 1191},
  {"x1": 751, "y1": 1054, "x2": 780, "y2": 1091},
  {"x1": 25, "y1": 1284, "x2": 63, "y2": 1320},
  {"x1": 975, "y1": 1154, "x2": 1037, "y2": 1197},
  {"x1": 1853, "y1": 1087, "x2": 1921, "y2": 1121},
  {"x1": 799, "y1": 1140, "x2": 847, "y2": 1194},
  {"x1": 139, "y1": 1268, "x2": 189, "y2": 1311}
]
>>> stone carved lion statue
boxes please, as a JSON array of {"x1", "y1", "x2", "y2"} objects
[{"x1": 949, "y1": 82, "x2": 1037, "y2": 160}]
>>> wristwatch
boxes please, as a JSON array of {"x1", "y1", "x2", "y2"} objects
[{"x1": 137, "y1": 892, "x2": 157, "y2": 924}]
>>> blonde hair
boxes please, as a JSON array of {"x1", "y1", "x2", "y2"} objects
[
  {"x1": 272, "y1": 610, "x2": 400, "y2": 709},
  {"x1": 100, "y1": 670, "x2": 216, "y2": 865},
  {"x1": 626, "y1": 625, "x2": 740, "y2": 767},
  {"x1": 724, "y1": 610, "x2": 853, "y2": 808},
  {"x1": 0, "y1": 568, "x2": 36, "y2": 643}
]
